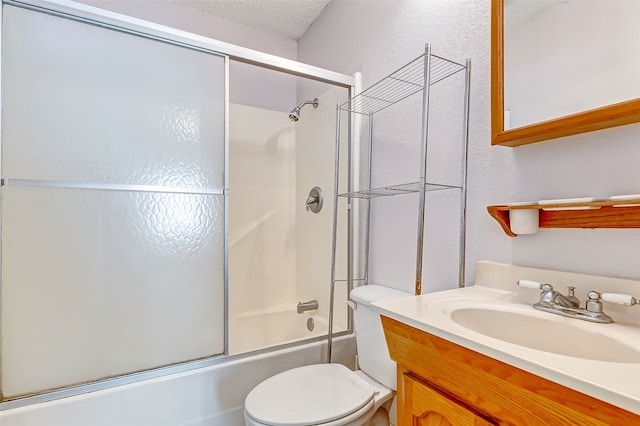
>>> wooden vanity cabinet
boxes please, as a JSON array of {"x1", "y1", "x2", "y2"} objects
[
  {"x1": 381, "y1": 316, "x2": 640, "y2": 426},
  {"x1": 401, "y1": 373, "x2": 497, "y2": 425}
]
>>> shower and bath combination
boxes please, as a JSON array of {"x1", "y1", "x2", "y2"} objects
[{"x1": 288, "y1": 97, "x2": 319, "y2": 122}]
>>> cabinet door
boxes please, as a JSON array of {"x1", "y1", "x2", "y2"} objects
[{"x1": 401, "y1": 374, "x2": 497, "y2": 426}]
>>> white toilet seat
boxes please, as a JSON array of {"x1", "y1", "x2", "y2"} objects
[
  {"x1": 244, "y1": 363, "x2": 376, "y2": 426},
  {"x1": 245, "y1": 398, "x2": 375, "y2": 426}
]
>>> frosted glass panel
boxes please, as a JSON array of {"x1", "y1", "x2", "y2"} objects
[
  {"x1": 1, "y1": 4, "x2": 227, "y2": 398},
  {"x1": 2, "y1": 5, "x2": 225, "y2": 189},
  {"x1": 1, "y1": 186, "x2": 225, "y2": 397}
]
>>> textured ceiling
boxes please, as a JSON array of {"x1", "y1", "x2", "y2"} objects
[{"x1": 172, "y1": 0, "x2": 331, "y2": 40}]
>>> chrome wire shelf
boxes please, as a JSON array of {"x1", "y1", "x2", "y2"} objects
[
  {"x1": 338, "y1": 181, "x2": 461, "y2": 200},
  {"x1": 340, "y1": 54, "x2": 466, "y2": 115}
]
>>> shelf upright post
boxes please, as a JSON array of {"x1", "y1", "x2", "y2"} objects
[
  {"x1": 458, "y1": 59, "x2": 471, "y2": 288},
  {"x1": 346, "y1": 89, "x2": 354, "y2": 337},
  {"x1": 327, "y1": 102, "x2": 342, "y2": 364},
  {"x1": 363, "y1": 112, "x2": 374, "y2": 286},
  {"x1": 414, "y1": 44, "x2": 433, "y2": 295}
]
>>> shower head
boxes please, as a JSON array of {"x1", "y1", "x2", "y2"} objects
[
  {"x1": 288, "y1": 109, "x2": 300, "y2": 122},
  {"x1": 288, "y1": 98, "x2": 319, "y2": 122}
]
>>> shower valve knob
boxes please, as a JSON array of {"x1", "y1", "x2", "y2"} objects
[{"x1": 305, "y1": 186, "x2": 323, "y2": 213}]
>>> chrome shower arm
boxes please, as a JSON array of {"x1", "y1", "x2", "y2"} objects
[
  {"x1": 296, "y1": 98, "x2": 319, "y2": 110},
  {"x1": 288, "y1": 97, "x2": 319, "y2": 122}
]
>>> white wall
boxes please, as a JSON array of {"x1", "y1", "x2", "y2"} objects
[
  {"x1": 77, "y1": 0, "x2": 298, "y2": 111},
  {"x1": 299, "y1": 0, "x2": 514, "y2": 294},
  {"x1": 298, "y1": 0, "x2": 640, "y2": 295}
]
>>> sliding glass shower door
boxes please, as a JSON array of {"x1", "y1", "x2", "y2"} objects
[{"x1": 1, "y1": 4, "x2": 226, "y2": 398}]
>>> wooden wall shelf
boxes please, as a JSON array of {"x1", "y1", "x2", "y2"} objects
[{"x1": 488, "y1": 199, "x2": 640, "y2": 237}]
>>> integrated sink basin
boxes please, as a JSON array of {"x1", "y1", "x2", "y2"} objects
[
  {"x1": 450, "y1": 307, "x2": 640, "y2": 363},
  {"x1": 370, "y1": 263, "x2": 640, "y2": 414}
]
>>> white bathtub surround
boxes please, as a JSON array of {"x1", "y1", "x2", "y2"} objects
[
  {"x1": 372, "y1": 261, "x2": 640, "y2": 415},
  {"x1": 0, "y1": 335, "x2": 356, "y2": 426},
  {"x1": 228, "y1": 102, "x2": 298, "y2": 354},
  {"x1": 229, "y1": 308, "x2": 329, "y2": 354},
  {"x1": 228, "y1": 86, "x2": 349, "y2": 355}
]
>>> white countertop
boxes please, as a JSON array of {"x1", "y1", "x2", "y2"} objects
[{"x1": 372, "y1": 284, "x2": 640, "y2": 415}]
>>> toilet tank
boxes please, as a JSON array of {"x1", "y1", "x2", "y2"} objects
[{"x1": 350, "y1": 284, "x2": 410, "y2": 390}]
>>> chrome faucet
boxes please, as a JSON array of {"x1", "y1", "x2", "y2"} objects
[
  {"x1": 517, "y1": 280, "x2": 639, "y2": 324},
  {"x1": 297, "y1": 299, "x2": 318, "y2": 314},
  {"x1": 538, "y1": 284, "x2": 580, "y2": 308}
]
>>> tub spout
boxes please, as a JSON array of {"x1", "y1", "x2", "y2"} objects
[{"x1": 297, "y1": 300, "x2": 318, "y2": 314}]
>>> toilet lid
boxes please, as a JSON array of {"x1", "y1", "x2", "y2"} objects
[{"x1": 244, "y1": 363, "x2": 375, "y2": 426}]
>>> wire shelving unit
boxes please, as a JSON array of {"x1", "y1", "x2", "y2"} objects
[{"x1": 326, "y1": 44, "x2": 471, "y2": 363}]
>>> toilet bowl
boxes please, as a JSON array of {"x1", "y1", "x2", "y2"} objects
[
  {"x1": 244, "y1": 363, "x2": 391, "y2": 426},
  {"x1": 244, "y1": 285, "x2": 409, "y2": 426}
]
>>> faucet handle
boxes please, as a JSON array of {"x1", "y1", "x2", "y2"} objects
[
  {"x1": 517, "y1": 280, "x2": 555, "y2": 305},
  {"x1": 586, "y1": 291, "x2": 604, "y2": 313},
  {"x1": 516, "y1": 279, "x2": 544, "y2": 290},
  {"x1": 517, "y1": 280, "x2": 555, "y2": 292},
  {"x1": 305, "y1": 187, "x2": 323, "y2": 213},
  {"x1": 600, "y1": 292, "x2": 640, "y2": 306}
]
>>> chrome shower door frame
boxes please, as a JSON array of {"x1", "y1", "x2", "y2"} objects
[{"x1": 0, "y1": 0, "x2": 356, "y2": 410}]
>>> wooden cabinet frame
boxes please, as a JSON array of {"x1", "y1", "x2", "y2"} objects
[{"x1": 382, "y1": 315, "x2": 639, "y2": 425}]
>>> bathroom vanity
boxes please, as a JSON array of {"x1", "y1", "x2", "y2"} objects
[
  {"x1": 373, "y1": 262, "x2": 640, "y2": 425},
  {"x1": 382, "y1": 317, "x2": 637, "y2": 425}
]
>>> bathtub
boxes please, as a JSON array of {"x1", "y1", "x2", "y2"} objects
[
  {"x1": 229, "y1": 307, "x2": 333, "y2": 355},
  {"x1": 0, "y1": 334, "x2": 356, "y2": 425}
]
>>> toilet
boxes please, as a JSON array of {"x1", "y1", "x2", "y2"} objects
[{"x1": 244, "y1": 284, "x2": 409, "y2": 426}]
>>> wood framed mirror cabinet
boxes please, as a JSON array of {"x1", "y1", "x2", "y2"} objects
[{"x1": 491, "y1": 0, "x2": 640, "y2": 147}]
